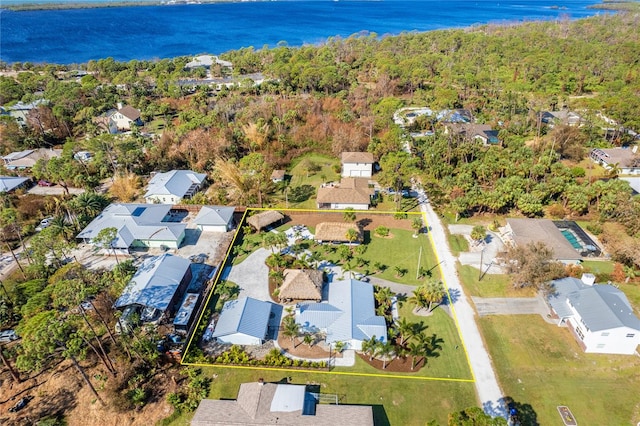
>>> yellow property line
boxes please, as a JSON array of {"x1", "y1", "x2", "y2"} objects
[
  {"x1": 181, "y1": 208, "x2": 475, "y2": 383},
  {"x1": 421, "y1": 209, "x2": 477, "y2": 384}
]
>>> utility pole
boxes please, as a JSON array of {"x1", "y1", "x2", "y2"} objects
[{"x1": 479, "y1": 246, "x2": 485, "y2": 281}]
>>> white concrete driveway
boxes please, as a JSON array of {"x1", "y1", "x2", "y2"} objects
[{"x1": 221, "y1": 248, "x2": 272, "y2": 301}]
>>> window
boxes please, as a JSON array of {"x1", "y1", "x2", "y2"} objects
[
  {"x1": 576, "y1": 327, "x2": 585, "y2": 340},
  {"x1": 626, "y1": 333, "x2": 635, "y2": 338},
  {"x1": 596, "y1": 344, "x2": 605, "y2": 349},
  {"x1": 601, "y1": 332, "x2": 610, "y2": 337}
]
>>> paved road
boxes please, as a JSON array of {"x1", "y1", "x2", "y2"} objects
[{"x1": 417, "y1": 189, "x2": 508, "y2": 418}]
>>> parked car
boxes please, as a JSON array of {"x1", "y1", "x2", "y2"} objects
[
  {"x1": 37, "y1": 179, "x2": 53, "y2": 187},
  {"x1": 8, "y1": 396, "x2": 31, "y2": 413},
  {"x1": 35, "y1": 217, "x2": 54, "y2": 231},
  {"x1": 0, "y1": 329, "x2": 19, "y2": 343}
]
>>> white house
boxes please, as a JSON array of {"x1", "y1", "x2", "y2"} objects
[
  {"x1": 211, "y1": 297, "x2": 273, "y2": 345},
  {"x1": 296, "y1": 278, "x2": 387, "y2": 351},
  {"x1": 144, "y1": 170, "x2": 207, "y2": 204},
  {"x1": 590, "y1": 147, "x2": 640, "y2": 175},
  {"x1": 108, "y1": 104, "x2": 142, "y2": 131},
  {"x1": 316, "y1": 178, "x2": 374, "y2": 210},
  {"x1": 549, "y1": 275, "x2": 640, "y2": 355},
  {"x1": 341, "y1": 152, "x2": 374, "y2": 178},
  {"x1": 76, "y1": 203, "x2": 186, "y2": 251},
  {"x1": 193, "y1": 206, "x2": 235, "y2": 232}
]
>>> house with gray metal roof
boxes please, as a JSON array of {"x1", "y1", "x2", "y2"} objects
[
  {"x1": 212, "y1": 297, "x2": 273, "y2": 345},
  {"x1": 2, "y1": 148, "x2": 62, "y2": 170},
  {"x1": 0, "y1": 176, "x2": 30, "y2": 193},
  {"x1": 296, "y1": 278, "x2": 387, "y2": 350},
  {"x1": 191, "y1": 381, "x2": 374, "y2": 425},
  {"x1": 144, "y1": 170, "x2": 207, "y2": 204},
  {"x1": 505, "y1": 218, "x2": 582, "y2": 264},
  {"x1": 549, "y1": 275, "x2": 640, "y2": 355},
  {"x1": 76, "y1": 203, "x2": 186, "y2": 251},
  {"x1": 114, "y1": 253, "x2": 192, "y2": 321},
  {"x1": 193, "y1": 205, "x2": 235, "y2": 232}
]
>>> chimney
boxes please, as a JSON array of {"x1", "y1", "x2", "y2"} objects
[
  {"x1": 581, "y1": 273, "x2": 596, "y2": 286},
  {"x1": 258, "y1": 378, "x2": 264, "y2": 385},
  {"x1": 117, "y1": 102, "x2": 123, "y2": 110}
]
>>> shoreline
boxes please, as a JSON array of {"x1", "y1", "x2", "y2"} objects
[
  {"x1": 2, "y1": 0, "x2": 241, "y2": 12},
  {"x1": 4, "y1": 0, "x2": 635, "y2": 12}
]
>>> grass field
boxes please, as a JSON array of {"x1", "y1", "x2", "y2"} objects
[
  {"x1": 457, "y1": 264, "x2": 536, "y2": 298},
  {"x1": 479, "y1": 315, "x2": 640, "y2": 425},
  {"x1": 447, "y1": 233, "x2": 469, "y2": 256}
]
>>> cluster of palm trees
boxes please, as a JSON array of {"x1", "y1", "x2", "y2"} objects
[
  {"x1": 361, "y1": 318, "x2": 443, "y2": 371},
  {"x1": 281, "y1": 314, "x2": 318, "y2": 349}
]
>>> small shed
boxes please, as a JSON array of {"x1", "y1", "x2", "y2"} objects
[
  {"x1": 246, "y1": 210, "x2": 285, "y2": 231},
  {"x1": 314, "y1": 222, "x2": 363, "y2": 244},
  {"x1": 271, "y1": 169, "x2": 286, "y2": 183},
  {"x1": 278, "y1": 269, "x2": 324, "y2": 302}
]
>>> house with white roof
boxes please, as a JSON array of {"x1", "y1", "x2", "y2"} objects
[
  {"x1": 191, "y1": 381, "x2": 374, "y2": 426},
  {"x1": 144, "y1": 170, "x2": 207, "y2": 204},
  {"x1": 296, "y1": 278, "x2": 387, "y2": 350},
  {"x1": 548, "y1": 275, "x2": 640, "y2": 355},
  {"x1": 76, "y1": 203, "x2": 186, "y2": 251},
  {"x1": 341, "y1": 152, "x2": 374, "y2": 178},
  {"x1": 6, "y1": 99, "x2": 48, "y2": 127},
  {"x1": 0, "y1": 176, "x2": 30, "y2": 193},
  {"x1": 114, "y1": 253, "x2": 192, "y2": 321},
  {"x1": 2, "y1": 148, "x2": 62, "y2": 170},
  {"x1": 193, "y1": 205, "x2": 235, "y2": 232},
  {"x1": 212, "y1": 297, "x2": 273, "y2": 345},
  {"x1": 185, "y1": 54, "x2": 233, "y2": 71}
]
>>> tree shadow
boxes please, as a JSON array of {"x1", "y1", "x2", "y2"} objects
[
  {"x1": 357, "y1": 218, "x2": 372, "y2": 229},
  {"x1": 444, "y1": 288, "x2": 461, "y2": 305},
  {"x1": 498, "y1": 396, "x2": 539, "y2": 426}
]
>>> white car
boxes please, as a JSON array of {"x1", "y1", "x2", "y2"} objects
[
  {"x1": 35, "y1": 217, "x2": 54, "y2": 232},
  {"x1": 0, "y1": 329, "x2": 19, "y2": 343}
]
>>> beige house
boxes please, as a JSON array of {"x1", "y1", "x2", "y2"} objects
[
  {"x1": 2, "y1": 148, "x2": 62, "y2": 170},
  {"x1": 191, "y1": 381, "x2": 374, "y2": 425},
  {"x1": 316, "y1": 177, "x2": 374, "y2": 210},
  {"x1": 278, "y1": 269, "x2": 324, "y2": 302},
  {"x1": 109, "y1": 104, "x2": 142, "y2": 131}
]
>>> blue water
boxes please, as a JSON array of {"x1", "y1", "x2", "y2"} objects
[{"x1": 0, "y1": 1, "x2": 604, "y2": 64}]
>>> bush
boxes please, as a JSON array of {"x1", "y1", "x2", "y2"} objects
[
  {"x1": 547, "y1": 203, "x2": 566, "y2": 219},
  {"x1": 375, "y1": 226, "x2": 389, "y2": 237},
  {"x1": 586, "y1": 222, "x2": 603, "y2": 235}
]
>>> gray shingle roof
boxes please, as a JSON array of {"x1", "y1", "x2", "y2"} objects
[
  {"x1": 341, "y1": 152, "x2": 374, "y2": 164},
  {"x1": 507, "y1": 218, "x2": 581, "y2": 261},
  {"x1": 212, "y1": 297, "x2": 272, "y2": 341},
  {"x1": 0, "y1": 176, "x2": 29, "y2": 193}
]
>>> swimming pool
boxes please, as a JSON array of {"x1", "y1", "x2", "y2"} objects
[{"x1": 561, "y1": 229, "x2": 584, "y2": 250}]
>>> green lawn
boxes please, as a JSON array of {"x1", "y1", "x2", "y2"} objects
[
  {"x1": 457, "y1": 264, "x2": 536, "y2": 298},
  {"x1": 447, "y1": 233, "x2": 469, "y2": 256},
  {"x1": 164, "y1": 365, "x2": 477, "y2": 426},
  {"x1": 479, "y1": 315, "x2": 640, "y2": 426},
  {"x1": 316, "y1": 227, "x2": 441, "y2": 285}
]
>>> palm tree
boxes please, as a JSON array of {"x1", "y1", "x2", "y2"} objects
[
  {"x1": 303, "y1": 333, "x2": 314, "y2": 347},
  {"x1": 345, "y1": 228, "x2": 359, "y2": 253},
  {"x1": 409, "y1": 287, "x2": 428, "y2": 313},
  {"x1": 411, "y1": 217, "x2": 422, "y2": 237},
  {"x1": 361, "y1": 336, "x2": 380, "y2": 361},
  {"x1": 343, "y1": 208, "x2": 356, "y2": 222},
  {"x1": 49, "y1": 215, "x2": 74, "y2": 242},
  {"x1": 395, "y1": 317, "x2": 414, "y2": 346},
  {"x1": 281, "y1": 316, "x2": 301, "y2": 347},
  {"x1": 423, "y1": 280, "x2": 446, "y2": 313},
  {"x1": 376, "y1": 341, "x2": 395, "y2": 369},
  {"x1": 407, "y1": 341, "x2": 423, "y2": 371},
  {"x1": 374, "y1": 286, "x2": 394, "y2": 313}
]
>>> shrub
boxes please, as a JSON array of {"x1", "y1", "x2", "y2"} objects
[
  {"x1": 375, "y1": 226, "x2": 389, "y2": 237},
  {"x1": 288, "y1": 185, "x2": 315, "y2": 202},
  {"x1": 586, "y1": 222, "x2": 603, "y2": 235}
]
